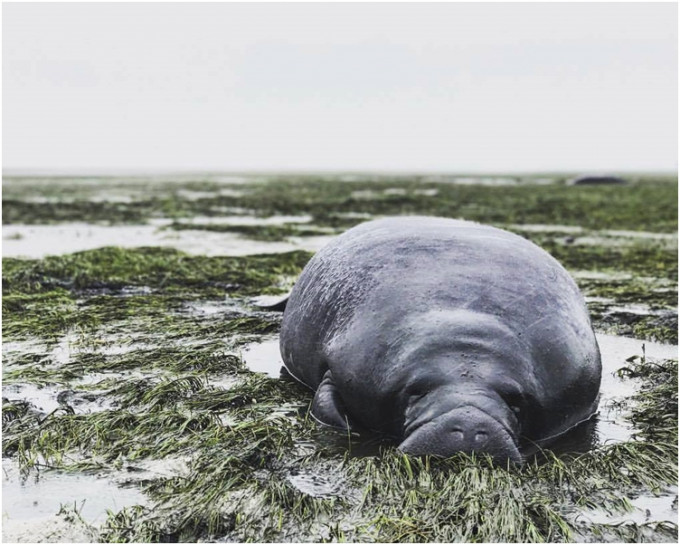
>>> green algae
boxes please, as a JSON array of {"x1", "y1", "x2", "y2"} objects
[
  {"x1": 3, "y1": 246, "x2": 311, "y2": 297},
  {"x1": 617, "y1": 356, "x2": 678, "y2": 445},
  {"x1": 2, "y1": 199, "x2": 159, "y2": 225},
  {"x1": 233, "y1": 177, "x2": 677, "y2": 233},
  {"x1": 4, "y1": 175, "x2": 678, "y2": 233},
  {"x1": 538, "y1": 240, "x2": 677, "y2": 280},
  {"x1": 5, "y1": 243, "x2": 675, "y2": 345},
  {"x1": 2, "y1": 247, "x2": 310, "y2": 342}
]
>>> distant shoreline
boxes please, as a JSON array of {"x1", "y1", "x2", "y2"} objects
[{"x1": 3, "y1": 168, "x2": 677, "y2": 178}]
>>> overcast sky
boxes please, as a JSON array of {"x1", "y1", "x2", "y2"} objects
[{"x1": 3, "y1": 2, "x2": 677, "y2": 173}]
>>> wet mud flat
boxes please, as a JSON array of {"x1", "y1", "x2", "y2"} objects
[{"x1": 2, "y1": 173, "x2": 678, "y2": 542}]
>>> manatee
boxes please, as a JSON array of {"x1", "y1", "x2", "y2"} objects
[
  {"x1": 567, "y1": 175, "x2": 627, "y2": 185},
  {"x1": 279, "y1": 217, "x2": 602, "y2": 462}
]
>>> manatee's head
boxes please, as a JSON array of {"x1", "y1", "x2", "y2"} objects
[{"x1": 397, "y1": 380, "x2": 527, "y2": 464}]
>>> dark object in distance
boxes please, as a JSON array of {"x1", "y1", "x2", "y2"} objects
[
  {"x1": 567, "y1": 174, "x2": 627, "y2": 185},
  {"x1": 278, "y1": 217, "x2": 602, "y2": 463}
]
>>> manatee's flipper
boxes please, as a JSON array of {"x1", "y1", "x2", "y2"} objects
[
  {"x1": 252, "y1": 295, "x2": 289, "y2": 312},
  {"x1": 311, "y1": 370, "x2": 353, "y2": 430}
]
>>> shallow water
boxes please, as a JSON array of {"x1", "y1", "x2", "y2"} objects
[
  {"x1": 183, "y1": 299, "x2": 248, "y2": 317},
  {"x1": 241, "y1": 335, "x2": 284, "y2": 378},
  {"x1": 2, "y1": 459, "x2": 147, "y2": 527},
  {"x1": 603, "y1": 229, "x2": 678, "y2": 241},
  {"x1": 580, "y1": 488, "x2": 679, "y2": 527},
  {"x1": 425, "y1": 176, "x2": 520, "y2": 186},
  {"x1": 2, "y1": 331, "x2": 151, "y2": 378},
  {"x1": 285, "y1": 466, "x2": 349, "y2": 499},
  {"x1": 2, "y1": 222, "x2": 334, "y2": 259},
  {"x1": 175, "y1": 188, "x2": 247, "y2": 200},
  {"x1": 595, "y1": 334, "x2": 676, "y2": 444},
  {"x1": 2, "y1": 382, "x2": 113, "y2": 416}
]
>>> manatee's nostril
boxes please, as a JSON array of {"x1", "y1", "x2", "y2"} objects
[
  {"x1": 450, "y1": 429, "x2": 464, "y2": 441},
  {"x1": 474, "y1": 431, "x2": 488, "y2": 442}
]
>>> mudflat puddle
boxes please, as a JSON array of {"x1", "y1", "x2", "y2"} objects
[
  {"x1": 596, "y1": 334, "x2": 677, "y2": 443},
  {"x1": 241, "y1": 334, "x2": 284, "y2": 378},
  {"x1": 2, "y1": 222, "x2": 334, "y2": 259},
  {"x1": 182, "y1": 214, "x2": 313, "y2": 226},
  {"x1": 579, "y1": 490, "x2": 679, "y2": 528},
  {"x1": 2, "y1": 458, "x2": 146, "y2": 541}
]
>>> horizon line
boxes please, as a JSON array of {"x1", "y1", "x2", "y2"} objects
[{"x1": 3, "y1": 167, "x2": 678, "y2": 178}]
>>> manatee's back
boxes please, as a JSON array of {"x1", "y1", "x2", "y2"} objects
[{"x1": 279, "y1": 216, "x2": 601, "y2": 421}]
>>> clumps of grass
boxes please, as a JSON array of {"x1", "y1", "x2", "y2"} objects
[
  {"x1": 585, "y1": 520, "x2": 678, "y2": 543},
  {"x1": 3, "y1": 365, "x2": 311, "y2": 466},
  {"x1": 629, "y1": 317, "x2": 678, "y2": 345},
  {"x1": 4, "y1": 175, "x2": 678, "y2": 233},
  {"x1": 99, "y1": 423, "x2": 344, "y2": 542},
  {"x1": 100, "y1": 506, "x2": 162, "y2": 544},
  {"x1": 275, "y1": 176, "x2": 678, "y2": 233},
  {"x1": 3, "y1": 246, "x2": 311, "y2": 297},
  {"x1": 96, "y1": 438, "x2": 678, "y2": 542},
  {"x1": 540, "y1": 240, "x2": 678, "y2": 280},
  {"x1": 2, "y1": 290, "x2": 85, "y2": 341},
  {"x1": 2, "y1": 247, "x2": 311, "y2": 341},
  {"x1": 2, "y1": 399, "x2": 42, "y2": 434},
  {"x1": 346, "y1": 441, "x2": 676, "y2": 542},
  {"x1": 311, "y1": 212, "x2": 373, "y2": 229},
  {"x1": 126, "y1": 423, "x2": 319, "y2": 541},
  {"x1": 198, "y1": 176, "x2": 678, "y2": 233},
  {"x1": 618, "y1": 356, "x2": 678, "y2": 446},
  {"x1": 342, "y1": 454, "x2": 572, "y2": 542},
  {"x1": 6, "y1": 387, "x2": 257, "y2": 468},
  {"x1": 2, "y1": 340, "x2": 242, "y2": 388},
  {"x1": 596, "y1": 310, "x2": 678, "y2": 345},
  {"x1": 82, "y1": 344, "x2": 244, "y2": 377},
  {"x1": 572, "y1": 272, "x2": 678, "y2": 343},
  {"x1": 578, "y1": 276, "x2": 677, "y2": 309},
  {"x1": 1, "y1": 199, "x2": 159, "y2": 225},
  {"x1": 73, "y1": 355, "x2": 680, "y2": 542}
]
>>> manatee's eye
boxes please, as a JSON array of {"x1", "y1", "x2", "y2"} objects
[
  {"x1": 405, "y1": 376, "x2": 436, "y2": 401},
  {"x1": 498, "y1": 385, "x2": 526, "y2": 417},
  {"x1": 407, "y1": 385, "x2": 427, "y2": 403}
]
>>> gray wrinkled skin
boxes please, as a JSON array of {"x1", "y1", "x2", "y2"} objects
[{"x1": 280, "y1": 217, "x2": 602, "y2": 462}]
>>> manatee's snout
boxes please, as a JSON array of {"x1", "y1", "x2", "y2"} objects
[{"x1": 398, "y1": 406, "x2": 522, "y2": 464}]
